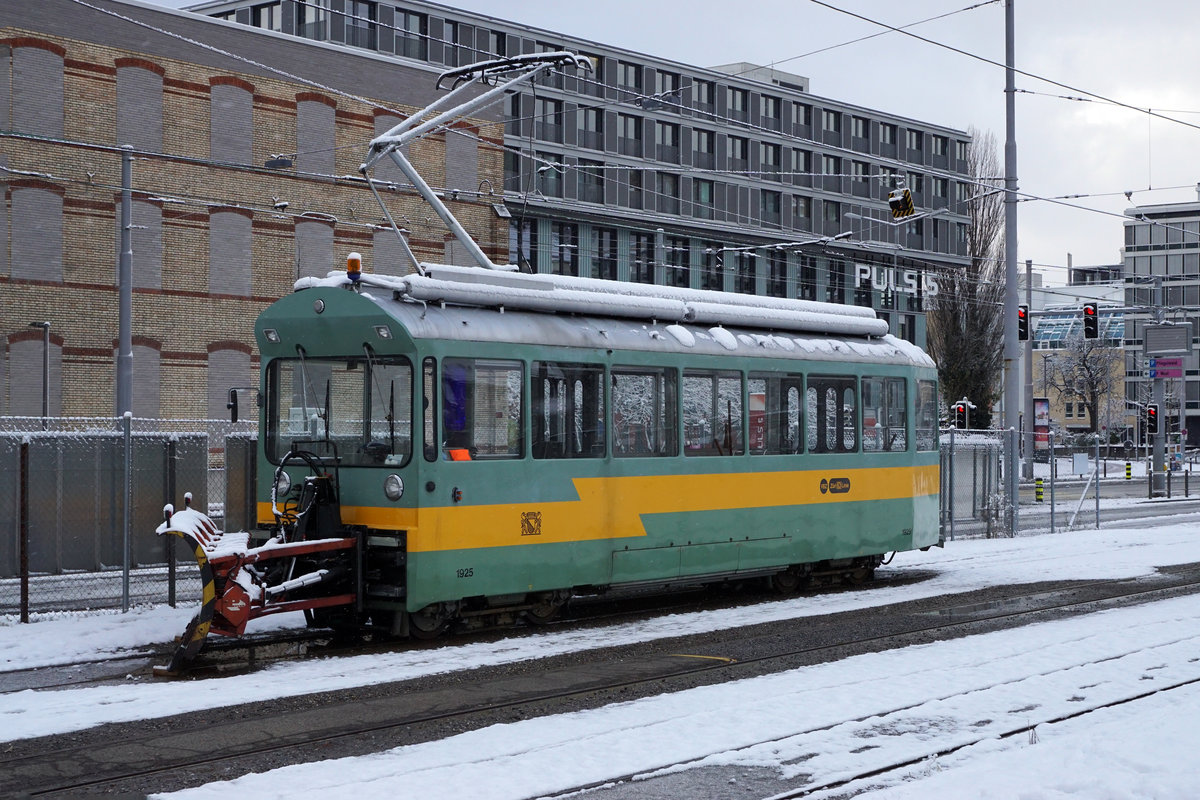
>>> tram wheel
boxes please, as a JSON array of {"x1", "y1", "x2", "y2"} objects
[
  {"x1": 408, "y1": 606, "x2": 451, "y2": 639},
  {"x1": 769, "y1": 569, "x2": 806, "y2": 595},
  {"x1": 524, "y1": 592, "x2": 567, "y2": 625}
]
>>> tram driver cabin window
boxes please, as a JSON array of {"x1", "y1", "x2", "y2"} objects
[
  {"x1": 806, "y1": 375, "x2": 858, "y2": 453},
  {"x1": 612, "y1": 367, "x2": 678, "y2": 457},
  {"x1": 442, "y1": 358, "x2": 523, "y2": 459}
]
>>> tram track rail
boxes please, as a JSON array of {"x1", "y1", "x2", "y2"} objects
[{"x1": 5, "y1": 568, "x2": 1200, "y2": 798}]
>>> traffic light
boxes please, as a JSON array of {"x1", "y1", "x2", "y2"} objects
[
  {"x1": 1146, "y1": 403, "x2": 1159, "y2": 435},
  {"x1": 954, "y1": 402, "x2": 967, "y2": 429},
  {"x1": 1083, "y1": 303, "x2": 1098, "y2": 339},
  {"x1": 888, "y1": 188, "x2": 915, "y2": 219},
  {"x1": 1017, "y1": 304, "x2": 1029, "y2": 341}
]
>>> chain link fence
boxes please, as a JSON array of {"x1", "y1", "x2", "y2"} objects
[
  {"x1": 941, "y1": 428, "x2": 1017, "y2": 539},
  {"x1": 5, "y1": 416, "x2": 1016, "y2": 619},
  {"x1": 0, "y1": 416, "x2": 255, "y2": 619}
]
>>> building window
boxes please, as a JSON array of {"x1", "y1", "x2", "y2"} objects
[
  {"x1": 485, "y1": 29, "x2": 507, "y2": 57},
  {"x1": 344, "y1": 0, "x2": 376, "y2": 49},
  {"x1": 577, "y1": 159, "x2": 604, "y2": 204},
  {"x1": 880, "y1": 123, "x2": 896, "y2": 145},
  {"x1": 794, "y1": 103, "x2": 812, "y2": 126},
  {"x1": 395, "y1": 10, "x2": 428, "y2": 60},
  {"x1": 618, "y1": 61, "x2": 642, "y2": 91},
  {"x1": 761, "y1": 95, "x2": 781, "y2": 127},
  {"x1": 617, "y1": 114, "x2": 642, "y2": 157},
  {"x1": 822, "y1": 109, "x2": 841, "y2": 133},
  {"x1": 579, "y1": 107, "x2": 603, "y2": 150},
  {"x1": 734, "y1": 252, "x2": 756, "y2": 294},
  {"x1": 536, "y1": 152, "x2": 562, "y2": 197},
  {"x1": 701, "y1": 242, "x2": 723, "y2": 291},
  {"x1": 694, "y1": 79, "x2": 715, "y2": 111},
  {"x1": 625, "y1": 168, "x2": 644, "y2": 210},
  {"x1": 655, "y1": 121, "x2": 680, "y2": 162},
  {"x1": 693, "y1": 179, "x2": 714, "y2": 219},
  {"x1": 657, "y1": 172, "x2": 680, "y2": 214},
  {"x1": 535, "y1": 98, "x2": 563, "y2": 142},
  {"x1": 766, "y1": 251, "x2": 786, "y2": 298},
  {"x1": 251, "y1": 2, "x2": 282, "y2": 31},
  {"x1": 852, "y1": 160, "x2": 870, "y2": 184},
  {"x1": 792, "y1": 148, "x2": 811, "y2": 179},
  {"x1": 792, "y1": 195, "x2": 811, "y2": 230},
  {"x1": 664, "y1": 235, "x2": 690, "y2": 287},
  {"x1": 826, "y1": 259, "x2": 845, "y2": 304},
  {"x1": 761, "y1": 143, "x2": 781, "y2": 180},
  {"x1": 931, "y1": 134, "x2": 947, "y2": 156},
  {"x1": 824, "y1": 200, "x2": 841, "y2": 225},
  {"x1": 932, "y1": 177, "x2": 948, "y2": 199},
  {"x1": 549, "y1": 221, "x2": 578, "y2": 276},
  {"x1": 295, "y1": 0, "x2": 329, "y2": 39},
  {"x1": 656, "y1": 70, "x2": 679, "y2": 97},
  {"x1": 510, "y1": 218, "x2": 537, "y2": 270},
  {"x1": 590, "y1": 227, "x2": 617, "y2": 280},
  {"x1": 955, "y1": 140, "x2": 969, "y2": 161},
  {"x1": 851, "y1": 115, "x2": 868, "y2": 139},
  {"x1": 822, "y1": 154, "x2": 841, "y2": 177},
  {"x1": 906, "y1": 129, "x2": 923, "y2": 151},
  {"x1": 693, "y1": 128, "x2": 715, "y2": 168},
  {"x1": 630, "y1": 231, "x2": 654, "y2": 283},
  {"x1": 761, "y1": 189, "x2": 782, "y2": 226},
  {"x1": 728, "y1": 87, "x2": 749, "y2": 119},
  {"x1": 729, "y1": 136, "x2": 749, "y2": 171},
  {"x1": 798, "y1": 254, "x2": 817, "y2": 301}
]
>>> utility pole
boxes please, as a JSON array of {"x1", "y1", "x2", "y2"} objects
[
  {"x1": 117, "y1": 145, "x2": 133, "y2": 416},
  {"x1": 1023, "y1": 258, "x2": 1034, "y2": 478},
  {"x1": 1003, "y1": 0, "x2": 1021, "y2": 527}
]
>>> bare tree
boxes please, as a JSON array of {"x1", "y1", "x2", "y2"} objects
[
  {"x1": 1044, "y1": 335, "x2": 1123, "y2": 434},
  {"x1": 925, "y1": 127, "x2": 1005, "y2": 428}
]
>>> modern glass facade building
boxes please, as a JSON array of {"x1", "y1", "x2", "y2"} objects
[{"x1": 188, "y1": 0, "x2": 975, "y2": 348}]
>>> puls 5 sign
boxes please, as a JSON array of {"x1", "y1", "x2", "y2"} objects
[{"x1": 854, "y1": 264, "x2": 939, "y2": 297}]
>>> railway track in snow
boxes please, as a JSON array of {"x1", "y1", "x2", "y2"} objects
[{"x1": 5, "y1": 568, "x2": 1200, "y2": 798}]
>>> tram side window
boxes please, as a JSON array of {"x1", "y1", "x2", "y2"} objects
[
  {"x1": 748, "y1": 374, "x2": 804, "y2": 454},
  {"x1": 532, "y1": 361, "x2": 605, "y2": 459},
  {"x1": 612, "y1": 367, "x2": 678, "y2": 457},
  {"x1": 916, "y1": 379, "x2": 938, "y2": 451},
  {"x1": 806, "y1": 376, "x2": 857, "y2": 453},
  {"x1": 683, "y1": 371, "x2": 744, "y2": 456},
  {"x1": 442, "y1": 358, "x2": 523, "y2": 459},
  {"x1": 423, "y1": 358, "x2": 437, "y2": 462},
  {"x1": 862, "y1": 377, "x2": 907, "y2": 452}
]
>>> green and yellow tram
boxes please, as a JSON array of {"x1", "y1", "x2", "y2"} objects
[{"x1": 154, "y1": 53, "x2": 940, "y2": 672}]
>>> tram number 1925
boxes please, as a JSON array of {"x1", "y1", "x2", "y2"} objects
[{"x1": 456, "y1": 567, "x2": 474, "y2": 579}]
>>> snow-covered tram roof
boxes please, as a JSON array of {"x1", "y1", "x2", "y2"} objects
[{"x1": 294, "y1": 265, "x2": 934, "y2": 370}]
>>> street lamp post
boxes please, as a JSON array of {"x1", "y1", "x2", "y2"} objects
[{"x1": 28, "y1": 321, "x2": 50, "y2": 429}]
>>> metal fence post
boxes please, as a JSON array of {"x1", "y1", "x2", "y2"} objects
[
  {"x1": 948, "y1": 427, "x2": 956, "y2": 542},
  {"x1": 1009, "y1": 427, "x2": 1019, "y2": 535},
  {"x1": 19, "y1": 440, "x2": 30, "y2": 623},
  {"x1": 122, "y1": 412, "x2": 132, "y2": 612},
  {"x1": 1095, "y1": 436, "x2": 1100, "y2": 530},
  {"x1": 1049, "y1": 431, "x2": 1056, "y2": 534},
  {"x1": 166, "y1": 437, "x2": 177, "y2": 608}
]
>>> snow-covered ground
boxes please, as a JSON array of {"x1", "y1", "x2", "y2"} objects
[{"x1": 4, "y1": 518, "x2": 1200, "y2": 799}]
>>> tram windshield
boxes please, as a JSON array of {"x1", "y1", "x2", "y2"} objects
[{"x1": 265, "y1": 355, "x2": 413, "y2": 467}]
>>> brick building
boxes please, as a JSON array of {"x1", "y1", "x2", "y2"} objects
[{"x1": 1, "y1": 0, "x2": 504, "y2": 418}]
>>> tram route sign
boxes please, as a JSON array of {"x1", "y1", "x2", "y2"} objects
[{"x1": 1143, "y1": 323, "x2": 1192, "y2": 356}]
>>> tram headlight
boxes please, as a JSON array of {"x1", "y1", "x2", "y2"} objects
[
  {"x1": 384, "y1": 473, "x2": 404, "y2": 501},
  {"x1": 274, "y1": 469, "x2": 292, "y2": 497}
]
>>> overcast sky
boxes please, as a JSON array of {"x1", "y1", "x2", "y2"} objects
[{"x1": 145, "y1": 0, "x2": 1200, "y2": 285}]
